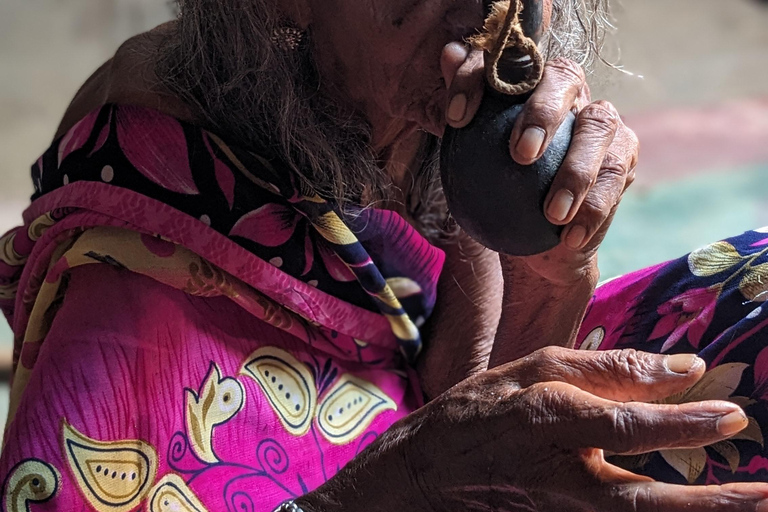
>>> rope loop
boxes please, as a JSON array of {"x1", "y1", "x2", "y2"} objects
[{"x1": 471, "y1": 0, "x2": 544, "y2": 96}]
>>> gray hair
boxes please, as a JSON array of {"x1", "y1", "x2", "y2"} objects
[
  {"x1": 546, "y1": 0, "x2": 613, "y2": 70},
  {"x1": 157, "y1": 0, "x2": 612, "y2": 242}
]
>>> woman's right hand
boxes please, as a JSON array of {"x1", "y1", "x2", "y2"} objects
[{"x1": 299, "y1": 348, "x2": 768, "y2": 512}]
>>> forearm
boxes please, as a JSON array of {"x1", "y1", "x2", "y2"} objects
[
  {"x1": 417, "y1": 234, "x2": 503, "y2": 400},
  {"x1": 488, "y1": 256, "x2": 598, "y2": 367}
]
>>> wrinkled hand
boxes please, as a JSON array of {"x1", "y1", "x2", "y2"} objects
[
  {"x1": 441, "y1": 43, "x2": 638, "y2": 284},
  {"x1": 301, "y1": 349, "x2": 768, "y2": 512}
]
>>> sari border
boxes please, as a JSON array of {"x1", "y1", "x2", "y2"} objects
[{"x1": 18, "y1": 181, "x2": 398, "y2": 350}]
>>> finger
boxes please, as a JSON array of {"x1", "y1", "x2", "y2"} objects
[
  {"x1": 509, "y1": 57, "x2": 587, "y2": 164},
  {"x1": 592, "y1": 456, "x2": 654, "y2": 484},
  {"x1": 595, "y1": 480, "x2": 768, "y2": 512},
  {"x1": 511, "y1": 347, "x2": 705, "y2": 402},
  {"x1": 574, "y1": 82, "x2": 592, "y2": 112},
  {"x1": 521, "y1": 381, "x2": 749, "y2": 454},
  {"x1": 560, "y1": 121, "x2": 639, "y2": 250},
  {"x1": 440, "y1": 42, "x2": 468, "y2": 90},
  {"x1": 441, "y1": 44, "x2": 485, "y2": 128},
  {"x1": 527, "y1": 491, "x2": 593, "y2": 512},
  {"x1": 543, "y1": 100, "x2": 620, "y2": 226}
]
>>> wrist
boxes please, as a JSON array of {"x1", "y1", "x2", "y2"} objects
[
  {"x1": 499, "y1": 251, "x2": 599, "y2": 288},
  {"x1": 297, "y1": 420, "x2": 430, "y2": 512},
  {"x1": 489, "y1": 253, "x2": 598, "y2": 366}
]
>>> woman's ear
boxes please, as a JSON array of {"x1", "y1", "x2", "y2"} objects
[{"x1": 277, "y1": 0, "x2": 312, "y2": 29}]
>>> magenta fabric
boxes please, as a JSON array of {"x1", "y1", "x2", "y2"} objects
[
  {"x1": 4, "y1": 102, "x2": 768, "y2": 512},
  {"x1": 578, "y1": 229, "x2": 768, "y2": 484},
  {"x1": 0, "y1": 105, "x2": 443, "y2": 511},
  {"x1": 1, "y1": 264, "x2": 419, "y2": 511}
]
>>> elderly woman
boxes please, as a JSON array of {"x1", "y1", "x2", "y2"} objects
[{"x1": 2, "y1": 0, "x2": 768, "y2": 510}]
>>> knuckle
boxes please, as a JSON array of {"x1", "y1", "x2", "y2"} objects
[
  {"x1": 455, "y1": 50, "x2": 484, "y2": 78},
  {"x1": 592, "y1": 99, "x2": 619, "y2": 117},
  {"x1": 518, "y1": 384, "x2": 559, "y2": 422},
  {"x1": 578, "y1": 103, "x2": 620, "y2": 136},
  {"x1": 523, "y1": 98, "x2": 563, "y2": 127},
  {"x1": 632, "y1": 487, "x2": 662, "y2": 512},
  {"x1": 537, "y1": 345, "x2": 566, "y2": 362},
  {"x1": 610, "y1": 405, "x2": 639, "y2": 442},
  {"x1": 602, "y1": 151, "x2": 631, "y2": 178},
  {"x1": 561, "y1": 166, "x2": 595, "y2": 194},
  {"x1": 527, "y1": 346, "x2": 570, "y2": 383},
  {"x1": 611, "y1": 349, "x2": 649, "y2": 384},
  {"x1": 575, "y1": 195, "x2": 610, "y2": 225},
  {"x1": 546, "y1": 57, "x2": 586, "y2": 86}
]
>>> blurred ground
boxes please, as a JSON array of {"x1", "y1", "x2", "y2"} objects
[
  {"x1": 1, "y1": 0, "x2": 768, "y2": 427},
  {"x1": 593, "y1": 0, "x2": 768, "y2": 278}
]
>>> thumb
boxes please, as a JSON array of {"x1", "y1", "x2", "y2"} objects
[{"x1": 441, "y1": 43, "x2": 486, "y2": 128}]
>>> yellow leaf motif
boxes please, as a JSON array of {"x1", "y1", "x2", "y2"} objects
[
  {"x1": 0, "y1": 281, "x2": 18, "y2": 301},
  {"x1": 739, "y1": 263, "x2": 768, "y2": 302},
  {"x1": 149, "y1": 474, "x2": 208, "y2": 512},
  {"x1": 317, "y1": 375, "x2": 397, "y2": 445},
  {"x1": 312, "y1": 212, "x2": 358, "y2": 246},
  {"x1": 660, "y1": 447, "x2": 707, "y2": 484},
  {"x1": 579, "y1": 327, "x2": 605, "y2": 351},
  {"x1": 729, "y1": 396, "x2": 758, "y2": 409},
  {"x1": 688, "y1": 241, "x2": 743, "y2": 277},
  {"x1": 385, "y1": 277, "x2": 422, "y2": 299},
  {"x1": 185, "y1": 363, "x2": 245, "y2": 464},
  {"x1": 3, "y1": 459, "x2": 60, "y2": 512},
  {"x1": 675, "y1": 363, "x2": 749, "y2": 403},
  {"x1": 62, "y1": 422, "x2": 157, "y2": 512},
  {"x1": 241, "y1": 347, "x2": 317, "y2": 436},
  {"x1": 27, "y1": 213, "x2": 57, "y2": 242},
  {"x1": 711, "y1": 441, "x2": 741, "y2": 473},
  {"x1": 0, "y1": 231, "x2": 26, "y2": 266},
  {"x1": 656, "y1": 363, "x2": 764, "y2": 480}
]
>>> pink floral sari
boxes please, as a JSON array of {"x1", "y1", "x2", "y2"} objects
[
  {"x1": 2, "y1": 103, "x2": 767, "y2": 512},
  {"x1": 0, "y1": 105, "x2": 444, "y2": 511},
  {"x1": 579, "y1": 230, "x2": 768, "y2": 484}
]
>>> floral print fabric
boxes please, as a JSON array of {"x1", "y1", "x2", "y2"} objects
[
  {"x1": 2, "y1": 101, "x2": 768, "y2": 512},
  {"x1": 0, "y1": 105, "x2": 443, "y2": 510},
  {"x1": 578, "y1": 228, "x2": 768, "y2": 484}
]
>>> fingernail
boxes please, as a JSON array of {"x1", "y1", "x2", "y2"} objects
[
  {"x1": 666, "y1": 354, "x2": 703, "y2": 375},
  {"x1": 718, "y1": 410, "x2": 748, "y2": 436},
  {"x1": 447, "y1": 94, "x2": 467, "y2": 123},
  {"x1": 564, "y1": 225, "x2": 587, "y2": 249},
  {"x1": 548, "y1": 189, "x2": 575, "y2": 222},
  {"x1": 515, "y1": 126, "x2": 546, "y2": 162},
  {"x1": 444, "y1": 41, "x2": 469, "y2": 61}
]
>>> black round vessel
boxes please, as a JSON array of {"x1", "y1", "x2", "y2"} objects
[{"x1": 440, "y1": 91, "x2": 576, "y2": 256}]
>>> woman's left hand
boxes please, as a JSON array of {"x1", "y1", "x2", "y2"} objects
[{"x1": 441, "y1": 43, "x2": 639, "y2": 284}]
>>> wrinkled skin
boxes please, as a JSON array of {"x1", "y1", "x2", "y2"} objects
[
  {"x1": 293, "y1": 0, "x2": 640, "y2": 385},
  {"x1": 304, "y1": 0, "x2": 637, "y2": 262},
  {"x1": 51, "y1": 0, "x2": 768, "y2": 509},
  {"x1": 301, "y1": 349, "x2": 768, "y2": 512}
]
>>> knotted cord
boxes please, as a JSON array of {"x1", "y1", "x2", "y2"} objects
[{"x1": 470, "y1": 0, "x2": 544, "y2": 96}]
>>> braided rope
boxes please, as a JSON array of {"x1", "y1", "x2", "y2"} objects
[{"x1": 481, "y1": 0, "x2": 544, "y2": 96}]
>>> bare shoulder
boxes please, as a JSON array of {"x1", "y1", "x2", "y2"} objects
[{"x1": 54, "y1": 21, "x2": 193, "y2": 139}]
